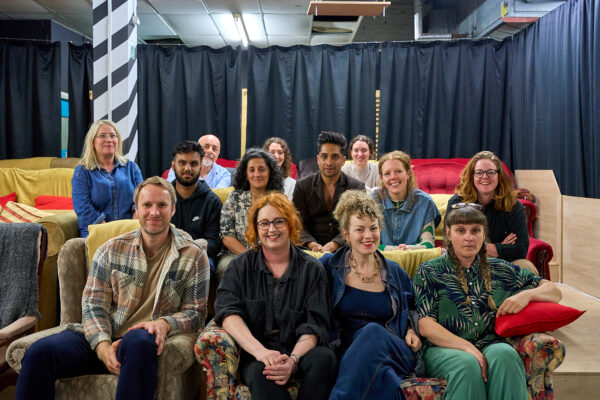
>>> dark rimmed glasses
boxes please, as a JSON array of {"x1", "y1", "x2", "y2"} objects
[
  {"x1": 257, "y1": 218, "x2": 287, "y2": 230},
  {"x1": 451, "y1": 202, "x2": 483, "y2": 211},
  {"x1": 473, "y1": 169, "x2": 498, "y2": 178}
]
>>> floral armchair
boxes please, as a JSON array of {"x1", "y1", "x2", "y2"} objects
[{"x1": 195, "y1": 321, "x2": 565, "y2": 400}]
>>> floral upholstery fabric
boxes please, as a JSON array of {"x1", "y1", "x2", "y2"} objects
[{"x1": 196, "y1": 321, "x2": 564, "y2": 400}]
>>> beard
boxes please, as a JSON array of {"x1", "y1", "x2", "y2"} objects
[
  {"x1": 202, "y1": 158, "x2": 214, "y2": 168},
  {"x1": 174, "y1": 170, "x2": 199, "y2": 187}
]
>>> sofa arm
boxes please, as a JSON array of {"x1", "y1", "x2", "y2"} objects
[
  {"x1": 6, "y1": 326, "x2": 68, "y2": 373},
  {"x1": 195, "y1": 320, "x2": 241, "y2": 400},
  {"x1": 509, "y1": 333, "x2": 565, "y2": 400},
  {"x1": 158, "y1": 332, "x2": 197, "y2": 378},
  {"x1": 37, "y1": 212, "x2": 79, "y2": 258},
  {"x1": 527, "y1": 238, "x2": 553, "y2": 280}
]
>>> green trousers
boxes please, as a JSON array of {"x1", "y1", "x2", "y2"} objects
[{"x1": 423, "y1": 342, "x2": 528, "y2": 400}]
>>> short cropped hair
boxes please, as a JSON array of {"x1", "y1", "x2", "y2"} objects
[
  {"x1": 245, "y1": 191, "x2": 302, "y2": 251},
  {"x1": 172, "y1": 141, "x2": 205, "y2": 159},
  {"x1": 333, "y1": 190, "x2": 382, "y2": 233},
  {"x1": 134, "y1": 176, "x2": 177, "y2": 207},
  {"x1": 317, "y1": 131, "x2": 347, "y2": 155}
]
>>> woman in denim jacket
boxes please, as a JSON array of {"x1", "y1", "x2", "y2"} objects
[{"x1": 320, "y1": 190, "x2": 421, "y2": 400}]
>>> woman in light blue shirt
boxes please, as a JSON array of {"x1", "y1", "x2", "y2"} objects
[
  {"x1": 371, "y1": 151, "x2": 440, "y2": 250},
  {"x1": 72, "y1": 120, "x2": 143, "y2": 237}
]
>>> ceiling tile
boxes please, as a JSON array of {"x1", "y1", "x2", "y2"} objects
[
  {"x1": 163, "y1": 14, "x2": 218, "y2": 35},
  {"x1": 35, "y1": 0, "x2": 91, "y2": 14},
  {"x1": 179, "y1": 34, "x2": 227, "y2": 48},
  {"x1": 138, "y1": 14, "x2": 175, "y2": 36},
  {"x1": 211, "y1": 13, "x2": 242, "y2": 45},
  {"x1": 146, "y1": 0, "x2": 207, "y2": 15},
  {"x1": 310, "y1": 33, "x2": 352, "y2": 45},
  {"x1": 260, "y1": 0, "x2": 307, "y2": 14},
  {"x1": 263, "y1": 14, "x2": 310, "y2": 36},
  {"x1": 203, "y1": 0, "x2": 260, "y2": 14},
  {"x1": 0, "y1": 0, "x2": 48, "y2": 13},
  {"x1": 1, "y1": 12, "x2": 54, "y2": 20},
  {"x1": 137, "y1": 1, "x2": 157, "y2": 15},
  {"x1": 242, "y1": 13, "x2": 267, "y2": 44},
  {"x1": 267, "y1": 35, "x2": 309, "y2": 46}
]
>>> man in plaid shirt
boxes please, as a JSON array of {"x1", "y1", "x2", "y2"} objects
[{"x1": 17, "y1": 177, "x2": 209, "y2": 400}]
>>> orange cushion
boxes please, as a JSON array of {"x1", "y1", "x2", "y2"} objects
[
  {"x1": 495, "y1": 301, "x2": 585, "y2": 337},
  {"x1": 35, "y1": 195, "x2": 74, "y2": 210}
]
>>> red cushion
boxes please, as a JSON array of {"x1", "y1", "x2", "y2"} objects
[
  {"x1": 34, "y1": 195, "x2": 74, "y2": 210},
  {"x1": 412, "y1": 162, "x2": 464, "y2": 194},
  {"x1": 0, "y1": 192, "x2": 16, "y2": 207},
  {"x1": 495, "y1": 301, "x2": 585, "y2": 337}
]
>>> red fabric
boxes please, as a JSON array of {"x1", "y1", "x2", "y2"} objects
[
  {"x1": 34, "y1": 195, "x2": 74, "y2": 210},
  {"x1": 495, "y1": 301, "x2": 585, "y2": 337},
  {"x1": 0, "y1": 192, "x2": 16, "y2": 207},
  {"x1": 161, "y1": 168, "x2": 170, "y2": 179},
  {"x1": 519, "y1": 199, "x2": 537, "y2": 237},
  {"x1": 215, "y1": 158, "x2": 238, "y2": 168}
]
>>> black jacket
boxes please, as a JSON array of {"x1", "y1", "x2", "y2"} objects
[
  {"x1": 293, "y1": 171, "x2": 365, "y2": 246},
  {"x1": 170, "y1": 180, "x2": 222, "y2": 258},
  {"x1": 214, "y1": 245, "x2": 330, "y2": 355},
  {"x1": 447, "y1": 194, "x2": 529, "y2": 261}
]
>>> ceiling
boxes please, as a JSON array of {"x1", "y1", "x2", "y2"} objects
[{"x1": 0, "y1": 0, "x2": 565, "y2": 47}]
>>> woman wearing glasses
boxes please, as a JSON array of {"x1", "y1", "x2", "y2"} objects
[
  {"x1": 214, "y1": 192, "x2": 336, "y2": 400},
  {"x1": 447, "y1": 151, "x2": 535, "y2": 272},
  {"x1": 72, "y1": 120, "x2": 143, "y2": 237},
  {"x1": 414, "y1": 205, "x2": 561, "y2": 399}
]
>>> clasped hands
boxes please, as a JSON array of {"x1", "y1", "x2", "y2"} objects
[{"x1": 256, "y1": 348, "x2": 297, "y2": 385}]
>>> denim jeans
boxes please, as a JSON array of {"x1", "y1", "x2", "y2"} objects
[
  {"x1": 16, "y1": 328, "x2": 159, "y2": 400},
  {"x1": 330, "y1": 323, "x2": 418, "y2": 400}
]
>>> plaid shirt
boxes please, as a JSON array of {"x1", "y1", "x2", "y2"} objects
[{"x1": 79, "y1": 226, "x2": 209, "y2": 349}]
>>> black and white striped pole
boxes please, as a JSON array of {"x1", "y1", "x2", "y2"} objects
[{"x1": 92, "y1": 0, "x2": 139, "y2": 160}]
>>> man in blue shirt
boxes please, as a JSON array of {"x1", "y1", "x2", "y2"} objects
[{"x1": 167, "y1": 135, "x2": 231, "y2": 189}]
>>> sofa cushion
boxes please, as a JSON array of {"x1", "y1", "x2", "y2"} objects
[
  {"x1": 87, "y1": 219, "x2": 141, "y2": 268},
  {"x1": 35, "y1": 195, "x2": 74, "y2": 210},
  {"x1": 0, "y1": 192, "x2": 16, "y2": 207},
  {"x1": 0, "y1": 157, "x2": 54, "y2": 170},
  {"x1": 0, "y1": 168, "x2": 74, "y2": 206},
  {"x1": 212, "y1": 186, "x2": 234, "y2": 204},
  {"x1": 495, "y1": 302, "x2": 585, "y2": 337},
  {"x1": 412, "y1": 162, "x2": 464, "y2": 194},
  {"x1": 430, "y1": 194, "x2": 453, "y2": 241},
  {"x1": 0, "y1": 202, "x2": 53, "y2": 223}
]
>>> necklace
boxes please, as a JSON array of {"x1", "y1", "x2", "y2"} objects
[{"x1": 349, "y1": 251, "x2": 381, "y2": 283}]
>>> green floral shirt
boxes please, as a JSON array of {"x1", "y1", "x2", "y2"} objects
[{"x1": 414, "y1": 255, "x2": 541, "y2": 350}]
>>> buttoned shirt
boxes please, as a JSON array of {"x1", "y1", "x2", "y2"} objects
[
  {"x1": 414, "y1": 254, "x2": 541, "y2": 350},
  {"x1": 219, "y1": 189, "x2": 252, "y2": 257}
]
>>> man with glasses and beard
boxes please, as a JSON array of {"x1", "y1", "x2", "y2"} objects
[{"x1": 170, "y1": 141, "x2": 222, "y2": 272}]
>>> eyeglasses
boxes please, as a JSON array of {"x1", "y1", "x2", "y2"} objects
[
  {"x1": 473, "y1": 169, "x2": 498, "y2": 178},
  {"x1": 451, "y1": 202, "x2": 483, "y2": 211},
  {"x1": 96, "y1": 133, "x2": 118, "y2": 140},
  {"x1": 257, "y1": 218, "x2": 287, "y2": 230}
]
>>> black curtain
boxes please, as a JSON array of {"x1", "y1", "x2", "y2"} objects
[
  {"x1": 379, "y1": 40, "x2": 510, "y2": 162},
  {"x1": 0, "y1": 40, "x2": 61, "y2": 159},
  {"x1": 67, "y1": 43, "x2": 93, "y2": 158},
  {"x1": 506, "y1": 0, "x2": 600, "y2": 198},
  {"x1": 137, "y1": 45, "x2": 241, "y2": 177},
  {"x1": 246, "y1": 44, "x2": 378, "y2": 161}
]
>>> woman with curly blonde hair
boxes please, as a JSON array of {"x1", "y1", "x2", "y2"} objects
[{"x1": 447, "y1": 151, "x2": 534, "y2": 272}]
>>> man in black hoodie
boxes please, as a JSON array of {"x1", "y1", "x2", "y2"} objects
[{"x1": 170, "y1": 141, "x2": 222, "y2": 273}]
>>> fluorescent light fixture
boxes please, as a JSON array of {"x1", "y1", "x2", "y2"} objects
[{"x1": 233, "y1": 13, "x2": 248, "y2": 47}]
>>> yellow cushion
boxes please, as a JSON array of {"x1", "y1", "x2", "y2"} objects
[
  {"x1": 87, "y1": 219, "x2": 141, "y2": 268},
  {"x1": 431, "y1": 193, "x2": 453, "y2": 241},
  {"x1": 0, "y1": 157, "x2": 54, "y2": 170},
  {"x1": 212, "y1": 186, "x2": 234, "y2": 204},
  {"x1": 0, "y1": 168, "x2": 74, "y2": 206},
  {"x1": 305, "y1": 247, "x2": 441, "y2": 279},
  {"x1": 0, "y1": 201, "x2": 54, "y2": 223}
]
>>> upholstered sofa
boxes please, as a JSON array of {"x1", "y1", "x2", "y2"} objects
[
  {"x1": 6, "y1": 220, "x2": 203, "y2": 399},
  {"x1": 0, "y1": 167, "x2": 79, "y2": 330}
]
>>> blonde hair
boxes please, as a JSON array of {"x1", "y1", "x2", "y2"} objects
[
  {"x1": 333, "y1": 190, "x2": 382, "y2": 233},
  {"x1": 78, "y1": 120, "x2": 127, "y2": 170},
  {"x1": 455, "y1": 151, "x2": 517, "y2": 212},
  {"x1": 133, "y1": 176, "x2": 176, "y2": 208}
]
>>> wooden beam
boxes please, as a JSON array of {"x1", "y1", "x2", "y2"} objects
[
  {"x1": 307, "y1": 1, "x2": 391, "y2": 17},
  {"x1": 501, "y1": 17, "x2": 540, "y2": 24}
]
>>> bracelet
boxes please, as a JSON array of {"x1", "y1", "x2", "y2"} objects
[{"x1": 290, "y1": 354, "x2": 300, "y2": 365}]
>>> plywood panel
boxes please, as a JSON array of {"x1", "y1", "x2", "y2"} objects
[
  {"x1": 562, "y1": 196, "x2": 600, "y2": 297},
  {"x1": 515, "y1": 170, "x2": 562, "y2": 281}
]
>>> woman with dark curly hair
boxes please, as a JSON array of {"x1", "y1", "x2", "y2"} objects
[
  {"x1": 217, "y1": 148, "x2": 284, "y2": 277},
  {"x1": 263, "y1": 137, "x2": 296, "y2": 199}
]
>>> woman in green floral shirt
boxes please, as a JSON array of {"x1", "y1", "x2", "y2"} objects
[{"x1": 413, "y1": 205, "x2": 561, "y2": 400}]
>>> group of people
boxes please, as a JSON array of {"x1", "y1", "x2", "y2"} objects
[{"x1": 15, "y1": 120, "x2": 562, "y2": 400}]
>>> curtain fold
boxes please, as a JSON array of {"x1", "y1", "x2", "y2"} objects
[
  {"x1": 0, "y1": 40, "x2": 61, "y2": 159},
  {"x1": 247, "y1": 44, "x2": 378, "y2": 161},
  {"x1": 136, "y1": 45, "x2": 241, "y2": 177},
  {"x1": 67, "y1": 43, "x2": 93, "y2": 158}
]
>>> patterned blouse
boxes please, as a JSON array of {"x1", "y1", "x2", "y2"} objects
[
  {"x1": 414, "y1": 255, "x2": 542, "y2": 351},
  {"x1": 219, "y1": 189, "x2": 252, "y2": 256}
]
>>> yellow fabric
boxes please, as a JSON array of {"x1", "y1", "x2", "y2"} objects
[
  {"x1": 430, "y1": 193, "x2": 453, "y2": 241},
  {"x1": 87, "y1": 219, "x2": 141, "y2": 268},
  {"x1": 38, "y1": 212, "x2": 79, "y2": 257},
  {"x1": 305, "y1": 247, "x2": 441, "y2": 279},
  {"x1": 0, "y1": 201, "x2": 54, "y2": 223},
  {"x1": 212, "y1": 186, "x2": 234, "y2": 204},
  {"x1": 0, "y1": 157, "x2": 54, "y2": 170},
  {"x1": 50, "y1": 158, "x2": 80, "y2": 169},
  {"x1": 0, "y1": 168, "x2": 74, "y2": 206}
]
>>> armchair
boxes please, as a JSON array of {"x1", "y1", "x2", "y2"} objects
[{"x1": 6, "y1": 221, "x2": 203, "y2": 399}]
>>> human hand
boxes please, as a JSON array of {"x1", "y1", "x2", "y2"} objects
[
  {"x1": 263, "y1": 353, "x2": 296, "y2": 385},
  {"x1": 405, "y1": 329, "x2": 422, "y2": 352},
  {"x1": 308, "y1": 242, "x2": 323, "y2": 252},
  {"x1": 463, "y1": 343, "x2": 488, "y2": 382},
  {"x1": 501, "y1": 233, "x2": 517, "y2": 245},
  {"x1": 128, "y1": 319, "x2": 171, "y2": 355},
  {"x1": 96, "y1": 340, "x2": 121, "y2": 375},
  {"x1": 396, "y1": 244, "x2": 409, "y2": 250},
  {"x1": 496, "y1": 291, "x2": 531, "y2": 316},
  {"x1": 255, "y1": 348, "x2": 284, "y2": 368},
  {"x1": 322, "y1": 241, "x2": 339, "y2": 253},
  {"x1": 485, "y1": 242, "x2": 498, "y2": 257}
]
